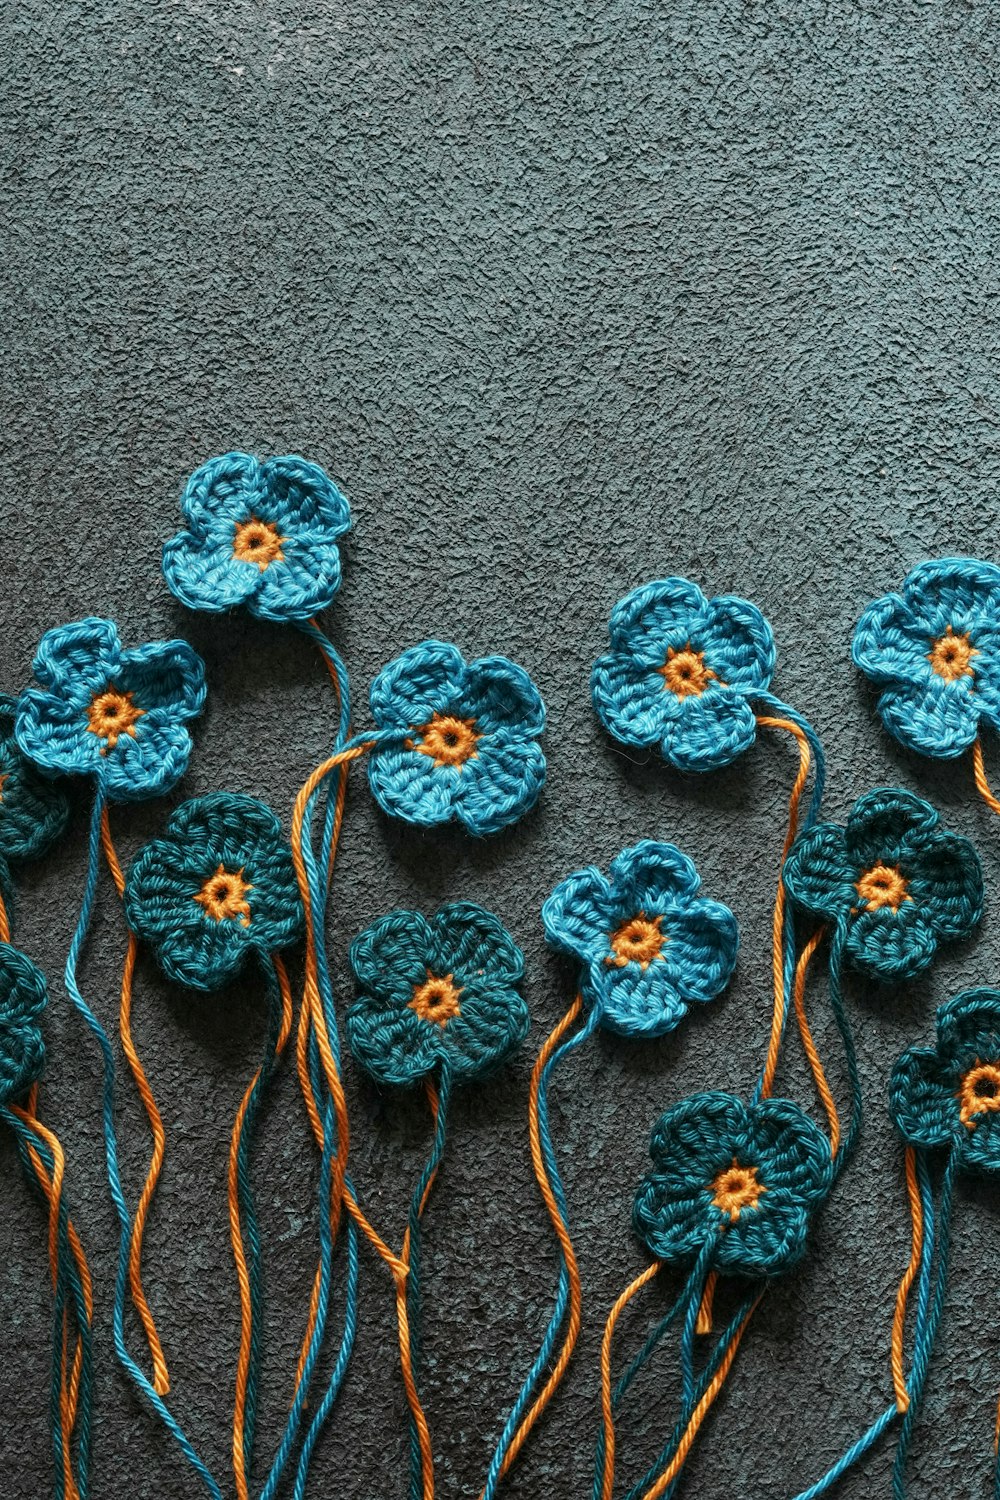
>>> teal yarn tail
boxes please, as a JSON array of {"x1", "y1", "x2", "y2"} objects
[
  {"x1": 481, "y1": 1002, "x2": 601, "y2": 1500},
  {"x1": 827, "y1": 921, "x2": 863, "y2": 1177},
  {"x1": 753, "y1": 693, "x2": 827, "y2": 836}
]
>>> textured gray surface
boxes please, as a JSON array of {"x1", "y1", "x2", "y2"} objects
[{"x1": 2, "y1": 1, "x2": 1000, "y2": 1495}]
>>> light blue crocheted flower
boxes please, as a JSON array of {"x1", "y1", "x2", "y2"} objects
[
  {"x1": 592, "y1": 578, "x2": 777, "y2": 772},
  {"x1": 15, "y1": 619, "x2": 206, "y2": 803},
  {"x1": 346, "y1": 902, "x2": 529, "y2": 1087},
  {"x1": 0, "y1": 942, "x2": 48, "y2": 1105},
  {"x1": 367, "y1": 642, "x2": 546, "y2": 836},
  {"x1": 853, "y1": 558, "x2": 1000, "y2": 759},
  {"x1": 162, "y1": 451, "x2": 351, "y2": 624},
  {"x1": 541, "y1": 841, "x2": 738, "y2": 1037}
]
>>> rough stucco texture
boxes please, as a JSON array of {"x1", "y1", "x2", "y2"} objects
[{"x1": 2, "y1": 1, "x2": 1000, "y2": 1496}]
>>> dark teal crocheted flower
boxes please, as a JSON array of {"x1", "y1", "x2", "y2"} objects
[
  {"x1": 0, "y1": 728, "x2": 69, "y2": 866},
  {"x1": 890, "y1": 989, "x2": 1000, "y2": 1173},
  {"x1": 124, "y1": 793, "x2": 303, "y2": 991},
  {"x1": 783, "y1": 788, "x2": 982, "y2": 981},
  {"x1": 366, "y1": 642, "x2": 546, "y2": 836},
  {"x1": 633, "y1": 1091, "x2": 832, "y2": 1277},
  {"x1": 592, "y1": 578, "x2": 776, "y2": 772},
  {"x1": 163, "y1": 451, "x2": 351, "y2": 623},
  {"x1": 853, "y1": 558, "x2": 1000, "y2": 759},
  {"x1": 15, "y1": 618, "x2": 206, "y2": 803},
  {"x1": 0, "y1": 941, "x2": 47, "y2": 1105},
  {"x1": 541, "y1": 841, "x2": 738, "y2": 1038},
  {"x1": 346, "y1": 902, "x2": 529, "y2": 1087}
]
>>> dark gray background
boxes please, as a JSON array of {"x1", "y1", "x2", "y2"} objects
[{"x1": 2, "y1": 1, "x2": 999, "y2": 1495}]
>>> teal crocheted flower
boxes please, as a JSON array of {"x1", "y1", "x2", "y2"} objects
[
  {"x1": 541, "y1": 841, "x2": 738, "y2": 1038},
  {"x1": 592, "y1": 578, "x2": 776, "y2": 772},
  {"x1": 0, "y1": 726, "x2": 69, "y2": 866},
  {"x1": 162, "y1": 451, "x2": 351, "y2": 623},
  {"x1": 0, "y1": 942, "x2": 47, "y2": 1105},
  {"x1": 633, "y1": 1091, "x2": 832, "y2": 1277},
  {"x1": 783, "y1": 788, "x2": 982, "y2": 981},
  {"x1": 853, "y1": 558, "x2": 1000, "y2": 759},
  {"x1": 890, "y1": 990, "x2": 1000, "y2": 1173},
  {"x1": 367, "y1": 642, "x2": 546, "y2": 835},
  {"x1": 124, "y1": 793, "x2": 303, "y2": 991},
  {"x1": 15, "y1": 618, "x2": 206, "y2": 803},
  {"x1": 346, "y1": 902, "x2": 529, "y2": 1087}
]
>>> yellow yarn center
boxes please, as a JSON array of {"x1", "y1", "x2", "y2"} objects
[
  {"x1": 711, "y1": 1160, "x2": 766, "y2": 1222},
  {"x1": 659, "y1": 645, "x2": 716, "y2": 699},
  {"x1": 958, "y1": 1061, "x2": 1000, "y2": 1128},
  {"x1": 607, "y1": 913, "x2": 666, "y2": 970},
  {"x1": 855, "y1": 862, "x2": 911, "y2": 913},
  {"x1": 86, "y1": 688, "x2": 145, "y2": 752},
  {"x1": 193, "y1": 864, "x2": 253, "y2": 927},
  {"x1": 232, "y1": 516, "x2": 288, "y2": 570},
  {"x1": 409, "y1": 971, "x2": 463, "y2": 1026},
  {"x1": 928, "y1": 626, "x2": 977, "y2": 683},
  {"x1": 416, "y1": 713, "x2": 481, "y2": 768}
]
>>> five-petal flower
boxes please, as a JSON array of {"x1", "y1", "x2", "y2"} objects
[
  {"x1": 592, "y1": 578, "x2": 777, "y2": 772},
  {"x1": 783, "y1": 788, "x2": 983, "y2": 981},
  {"x1": 542, "y1": 841, "x2": 738, "y2": 1037},
  {"x1": 890, "y1": 989, "x2": 1000, "y2": 1173},
  {"x1": 162, "y1": 451, "x2": 351, "y2": 624},
  {"x1": 346, "y1": 902, "x2": 530, "y2": 1087},
  {"x1": 0, "y1": 942, "x2": 48, "y2": 1105}
]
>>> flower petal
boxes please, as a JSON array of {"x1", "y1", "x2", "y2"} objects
[
  {"x1": 542, "y1": 866, "x2": 619, "y2": 964},
  {"x1": 452, "y1": 733, "x2": 546, "y2": 835},
  {"x1": 846, "y1": 903, "x2": 938, "y2": 981},
  {"x1": 152, "y1": 919, "x2": 254, "y2": 991},
  {"x1": 900, "y1": 828, "x2": 983, "y2": 941},
  {"x1": 657, "y1": 899, "x2": 739, "y2": 1005},
  {"x1": 586, "y1": 955, "x2": 690, "y2": 1038},
  {"x1": 0, "y1": 739, "x2": 70, "y2": 863},
  {"x1": 606, "y1": 578, "x2": 711, "y2": 667},
  {"x1": 876, "y1": 679, "x2": 979, "y2": 760},
  {"x1": 889, "y1": 1048, "x2": 960, "y2": 1150},
  {"x1": 178, "y1": 451, "x2": 266, "y2": 529},
  {"x1": 117, "y1": 640, "x2": 207, "y2": 723},
  {"x1": 692, "y1": 595, "x2": 776, "y2": 691},
  {"x1": 852, "y1": 592, "x2": 934, "y2": 686},
  {"x1": 30, "y1": 618, "x2": 122, "y2": 699},
  {"x1": 718, "y1": 1192, "x2": 811, "y2": 1277},
  {"x1": 15, "y1": 687, "x2": 104, "y2": 780},
  {"x1": 749, "y1": 1096, "x2": 832, "y2": 1205},
  {"x1": 367, "y1": 745, "x2": 460, "y2": 827},
  {"x1": 251, "y1": 528, "x2": 346, "y2": 622},
  {"x1": 436, "y1": 977, "x2": 529, "y2": 1080},
  {"x1": 843, "y1": 788, "x2": 939, "y2": 866},
  {"x1": 428, "y1": 902, "x2": 525, "y2": 986},
  {"x1": 260, "y1": 455, "x2": 351, "y2": 534},
  {"x1": 346, "y1": 988, "x2": 442, "y2": 1087},
  {"x1": 162, "y1": 529, "x2": 261, "y2": 614},
  {"x1": 592, "y1": 651, "x2": 680, "y2": 750},
  {"x1": 648, "y1": 1091, "x2": 749, "y2": 1176},
  {"x1": 632, "y1": 1177, "x2": 713, "y2": 1266},
  {"x1": 937, "y1": 988, "x2": 1000, "y2": 1059},
  {"x1": 901, "y1": 558, "x2": 1000, "y2": 640},
  {"x1": 349, "y1": 910, "x2": 434, "y2": 993},
  {"x1": 959, "y1": 1111, "x2": 1000, "y2": 1174},
  {"x1": 369, "y1": 642, "x2": 469, "y2": 733},
  {"x1": 100, "y1": 718, "x2": 197, "y2": 803},
  {"x1": 461, "y1": 656, "x2": 546, "y2": 737},
  {"x1": 608, "y1": 841, "x2": 701, "y2": 907},
  {"x1": 783, "y1": 824, "x2": 857, "y2": 923},
  {"x1": 661, "y1": 688, "x2": 758, "y2": 772}
]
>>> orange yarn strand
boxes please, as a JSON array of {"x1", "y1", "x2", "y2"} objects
[
  {"x1": 598, "y1": 1261, "x2": 664, "y2": 1500},
  {"x1": 972, "y1": 736, "x2": 1000, "y2": 815},
  {"x1": 890, "y1": 1145, "x2": 924, "y2": 1413},
  {"x1": 790, "y1": 926, "x2": 841, "y2": 1154},
  {"x1": 695, "y1": 1271, "x2": 717, "y2": 1336},
  {"x1": 0, "y1": 883, "x2": 10, "y2": 943}
]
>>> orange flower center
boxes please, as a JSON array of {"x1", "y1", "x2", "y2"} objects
[
  {"x1": 409, "y1": 971, "x2": 463, "y2": 1026},
  {"x1": 0, "y1": 772, "x2": 8, "y2": 803},
  {"x1": 415, "y1": 713, "x2": 480, "y2": 768},
  {"x1": 86, "y1": 688, "x2": 145, "y2": 752},
  {"x1": 607, "y1": 913, "x2": 666, "y2": 970},
  {"x1": 855, "y1": 862, "x2": 911, "y2": 913},
  {"x1": 928, "y1": 626, "x2": 977, "y2": 683},
  {"x1": 193, "y1": 864, "x2": 253, "y2": 927},
  {"x1": 659, "y1": 645, "x2": 716, "y2": 699},
  {"x1": 232, "y1": 516, "x2": 288, "y2": 570},
  {"x1": 958, "y1": 1061, "x2": 1000, "y2": 1128},
  {"x1": 710, "y1": 1160, "x2": 766, "y2": 1222}
]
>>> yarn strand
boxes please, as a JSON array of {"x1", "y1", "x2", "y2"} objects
[{"x1": 972, "y1": 736, "x2": 1000, "y2": 816}]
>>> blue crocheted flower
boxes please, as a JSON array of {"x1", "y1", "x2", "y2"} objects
[
  {"x1": 0, "y1": 942, "x2": 47, "y2": 1105},
  {"x1": 15, "y1": 619, "x2": 206, "y2": 803},
  {"x1": 162, "y1": 451, "x2": 351, "y2": 623},
  {"x1": 592, "y1": 578, "x2": 777, "y2": 773},
  {"x1": 783, "y1": 788, "x2": 982, "y2": 981},
  {"x1": 367, "y1": 642, "x2": 546, "y2": 836},
  {"x1": 541, "y1": 841, "x2": 738, "y2": 1038},
  {"x1": 890, "y1": 990, "x2": 1000, "y2": 1173},
  {"x1": 124, "y1": 793, "x2": 304, "y2": 991},
  {"x1": 853, "y1": 558, "x2": 1000, "y2": 759},
  {"x1": 346, "y1": 902, "x2": 529, "y2": 1087},
  {"x1": 633, "y1": 1091, "x2": 832, "y2": 1277},
  {"x1": 0, "y1": 728, "x2": 69, "y2": 866}
]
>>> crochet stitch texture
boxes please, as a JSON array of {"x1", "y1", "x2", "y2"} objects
[
  {"x1": 0, "y1": 942, "x2": 47, "y2": 1105},
  {"x1": 783, "y1": 787, "x2": 982, "y2": 981},
  {"x1": 15, "y1": 618, "x2": 206, "y2": 802},
  {"x1": 541, "y1": 840, "x2": 738, "y2": 1037},
  {"x1": 0, "y1": 725, "x2": 69, "y2": 866},
  {"x1": 367, "y1": 641, "x2": 546, "y2": 835},
  {"x1": 890, "y1": 989, "x2": 1000, "y2": 1171},
  {"x1": 853, "y1": 558, "x2": 1000, "y2": 759},
  {"x1": 592, "y1": 577, "x2": 777, "y2": 772},
  {"x1": 124, "y1": 792, "x2": 304, "y2": 990},
  {"x1": 633, "y1": 1090, "x2": 832, "y2": 1277},
  {"x1": 163, "y1": 451, "x2": 351, "y2": 623},
  {"x1": 346, "y1": 901, "x2": 529, "y2": 1087}
]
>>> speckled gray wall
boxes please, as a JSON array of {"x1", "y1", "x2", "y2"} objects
[{"x1": 2, "y1": 1, "x2": 1000, "y2": 1496}]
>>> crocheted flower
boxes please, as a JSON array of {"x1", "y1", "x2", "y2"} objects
[
  {"x1": 0, "y1": 729, "x2": 69, "y2": 865},
  {"x1": 890, "y1": 990, "x2": 1000, "y2": 1173},
  {"x1": 783, "y1": 788, "x2": 982, "y2": 981},
  {"x1": 591, "y1": 578, "x2": 776, "y2": 773},
  {"x1": 124, "y1": 793, "x2": 303, "y2": 991},
  {"x1": 853, "y1": 558, "x2": 1000, "y2": 759},
  {"x1": 633, "y1": 1091, "x2": 832, "y2": 1277},
  {"x1": 0, "y1": 942, "x2": 47, "y2": 1105},
  {"x1": 15, "y1": 619, "x2": 206, "y2": 803},
  {"x1": 346, "y1": 902, "x2": 529, "y2": 1087},
  {"x1": 162, "y1": 451, "x2": 351, "y2": 623},
  {"x1": 541, "y1": 841, "x2": 738, "y2": 1038},
  {"x1": 366, "y1": 642, "x2": 546, "y2": 836}
]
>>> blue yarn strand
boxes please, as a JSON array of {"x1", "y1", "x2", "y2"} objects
[{"x1": 827, "y1": 922, "x2": 863, "y2": 1177}]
